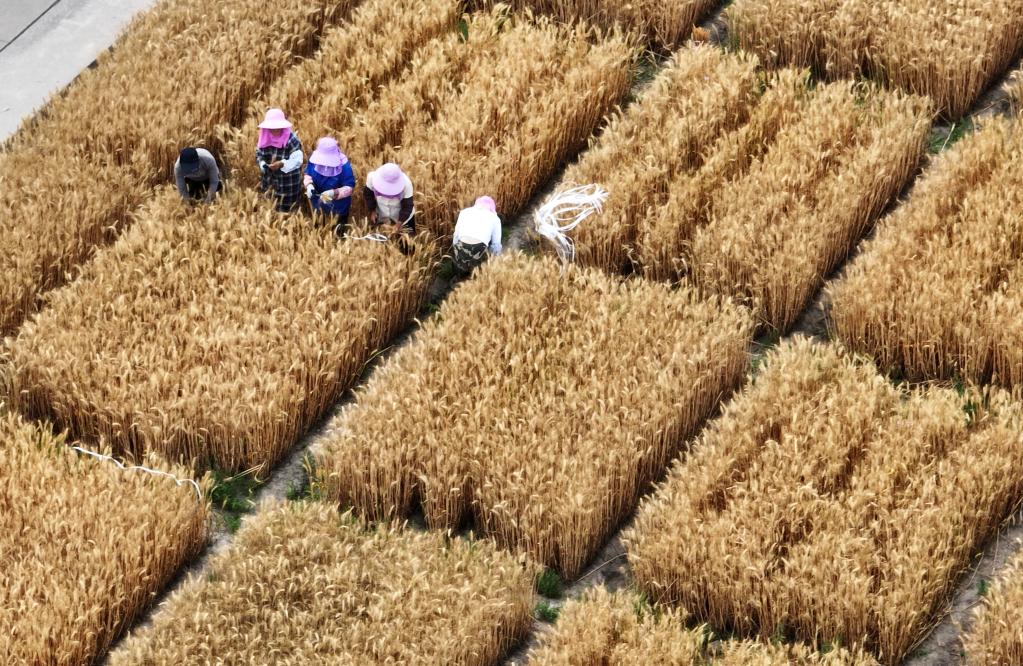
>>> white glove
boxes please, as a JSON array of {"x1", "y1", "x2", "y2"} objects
[
  {"x1": 305, "y1": 184, "x2": 315, "y2": 199},
  {"x1": 259, "y1": 160, "x2": 269, "y2": 175},
  {"x1": 319, "y1": 189, "x2": 336, "y2": 203}
]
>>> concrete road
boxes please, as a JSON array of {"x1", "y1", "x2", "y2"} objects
[{"x1": 0, "y1": 0, "x2": 158, "y2": 141}]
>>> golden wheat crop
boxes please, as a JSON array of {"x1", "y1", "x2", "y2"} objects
[
  {"x1": 471, "y1": 0, "x2": 718, "y2": 47},
  {"x1": 727, "y1": 0, "x2": 1023, "y2": 118},
  {"x1": 528, "y1": 587, "x2": 877, "y2": 665},
  {"x1": 0, "y1": 0, "x2": 357, "y2": 336},
  {"x1": 0, "y1": 413, "x2": 208, "y2": 665},
  {"x1": 6, "y1": 7, "x2": 634, "y2": 472},
  {"x1": 963, "y1": 546, "x2": 1023, "y2": 665},
  {"x1": 626, "y1": 339, "x2": 1023, "y2": 663},
  {"x1": 554, "y1": 46, "x2": 929, "y2": 331},
  {"x1": 109, "y1": 500, "x2": 536, "y2": 664},
  {"x1": 829, "y1": 115, "x2": 1023, "y2": 386},
  {"x1": 316, "y1": 253, "x2": 753, "y2": 577},
  {"x1": 227, "y1": 3, "x2": 636, "y2": 240},
  {"x1": 7, "y1": 189, "x2": 431, "y2": 472}
]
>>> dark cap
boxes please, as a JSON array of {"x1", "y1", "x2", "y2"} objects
[{"x1": 179, "y1": 147, "x2": 200, "y2": 167}]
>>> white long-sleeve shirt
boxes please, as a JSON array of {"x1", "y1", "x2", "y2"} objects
[
  {"x1": 280, "y1": 148, "x2": 303, "y2": 174},
  {"x1": 453, "y1": 206, "x2": 502, "y2": 254}
]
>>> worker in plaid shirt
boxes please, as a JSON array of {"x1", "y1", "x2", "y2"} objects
[{"x1": 255, "y1": 108, "x2": 304, "y2": 212}]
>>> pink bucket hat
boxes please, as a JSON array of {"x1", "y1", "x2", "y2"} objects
[
  {"x1": 474, "y1": 196, "x2": 497, "y2": 213},
  {"x1": 374, "y1": 163, "x2": 406, "y2": 197},
  {"x1": 258, "y1": 108, "x2": 292, "y2": 130},
  {"x1": 310, "y1": 137, "x2": 346, "y2": 167}
]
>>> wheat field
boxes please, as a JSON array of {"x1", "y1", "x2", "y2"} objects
[
  {"x1": 829, "y1": 114, "x2": 1023, "y2": 387},
  {"x1": 554, "y1": 46, "x2": 929, "y2": 331},
  {"x1": 727, "y1": 0, "x2": 1023, "y2": 118},
  {"x1": 627, "y1": 339, "x2": 1023, "y2": 663},
  {"x1": 109, "y1": 501, "x2": 535, "y2": 664},
  {"x1": 226, "y1": 2, "x2": 636, "y2": 239},
  {"x1": 7, "y1": 190, "x2": 430, "y2": 472},
  {"x1": 316, "y1": 253, "x2": 753, "y2": 577},
  {"x1": 963, "y1": 546, "x2": 1023, "y2": 665},
  {"x1": 471, "y1": 0, "x2": 718, "y2": 47},
  {"x1": 0, "y1": 0, "x2": 357, "y2": 336},
  {"x1": 5, "y1": 6, "x2": 633, "y2": 472},
  {"x1": 528, "y1": 587, "x2": 878, "y2": 665},
  {"x1": 0, "y1": 413, "x2": 208, "y2": 665}
]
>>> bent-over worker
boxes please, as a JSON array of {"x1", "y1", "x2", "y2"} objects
[
  {"x1": 364, "y1": 162, "x2": 415, "y2": 235},
  {"x1": 255, "y1": 108, "x2": 304, "y2": 212},
  {"x1": 175, "y1": 147, "x2": 221, "y2": 203},
  {"x1": 304, "y1": 137, "x2": 356, "y2": 237},
  {"x1": 452, "y1": 196, "x2": 502, "y2": 274}
]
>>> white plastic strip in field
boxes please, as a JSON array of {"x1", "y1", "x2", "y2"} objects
[{"x1": 71, "y1": 445, "x2": 203, "y2": 501}]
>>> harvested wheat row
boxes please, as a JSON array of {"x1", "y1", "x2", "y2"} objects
[
  {"x1": 626, "y1": 339, "x2": 1023, "y2": 664},
  {"x1": 0, "y1": 0, "x2": 358, "y2": 336},
  {"x1": 528, "y1": 587, "x2": 877, "y2": 665},
  {"x1": 471, "y1": 0, "x2": 718, "y2": 47},
  {"x1": 109, "y1": 501, "x2": 536, "y2": 664},
  {"x1": 0, "y1": 413, "x2": 208, "y2": 666},
  {"x1": 727, "y1": 0, "x2": 1023, "y2": 118},
  {"x1": 7, "y1": 189, "x2": 431, "y2": 472},
  {"x1": 963, "y1": 546, "x2": 1023, "y2": 665},
  {"x1": 228, "y1": 5, "x2": 636, "y2": 239},
  {"x1": 829, "y1": 115, "x2": 1023, "y2": 386},
  {"x1": 316, "y1": 253, "x2": 753, "y2": 577},
  {"x1": 554, "y1": 46, "x2": 929, "y2": 331}
]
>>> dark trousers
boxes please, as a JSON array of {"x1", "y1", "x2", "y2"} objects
[
  {"x1": 452, "y1": 241, "x2": 488, "y2": 274},
  {"x1": 317, "y1": 211, "x2": 349, "y2": 239},
  {"x1": 185, "y1": 178, "x2": 221, "y2": 201}
]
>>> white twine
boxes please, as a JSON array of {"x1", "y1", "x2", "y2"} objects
[
  {"x1": 345, "y1": 233, "x2": 390, "y2": 243},
  {"x1": 71, "y1": 446, "x2": 203, "y2": 502},
  {"x1": 533, "y1": 184, "x2": 609, "y2": 264}
]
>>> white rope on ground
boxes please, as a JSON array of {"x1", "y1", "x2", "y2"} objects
[
  {"x1": 345, "y1": 232, "x2": 390, "y2": 243},
  {"x1": 70, "y1": 446, "x2": 203, "y2": 502},
  {"x1": 533, "y1": 184, "x2": 609, "y2": 264}
]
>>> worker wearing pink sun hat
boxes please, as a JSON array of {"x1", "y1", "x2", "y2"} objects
[
  {"x1": 303, "y1": 137, "x2": 356, "y2": 237},
  {"x1": 452, "y1": 195, "x2": 503, "y2": 274},
  {"x1": 363, "y1": 162, "x2": 416, "y2": 235},
  {"x1": 255, "y1": 108, "x2": 304, "y2": 212}
]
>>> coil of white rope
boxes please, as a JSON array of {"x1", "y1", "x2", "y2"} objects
[
  {"x1": 71, "y1": 446, "x2": 203, "y2": 502},
  {"x1": 533, "y1": 184, "x2": 608, "y2": 264}
]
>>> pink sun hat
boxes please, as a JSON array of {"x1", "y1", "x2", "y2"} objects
[
  {"x1": 474, "y1": 196, "x2": 497, "y2": 213},
  {"x1": 310, "y1": 137, "x2": 346, "y2": 167},
  {"x1": 258, "y1": 108, "x2": 292, "y2": 130},
  {"x1": 374, "y1": 163, "x2": 407, "y2": 197}
]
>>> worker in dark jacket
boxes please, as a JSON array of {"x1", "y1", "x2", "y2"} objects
[
  {"x1": 363, "y1": 162, "x2": 415, "y2": 235},
  {"x1": 304, "y1": 137, "x2": 356, "y2": 237},
  {"x1": 174, "y1": 147, "x2": 221, "y2": 203},
  {"x1": 255, "y1": 108, "x2": 304, "y2": 212}
]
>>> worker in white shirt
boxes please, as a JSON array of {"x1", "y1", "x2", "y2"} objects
[{"x1": 451, "y1": 196, "x2": 502, "y2": 274}]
